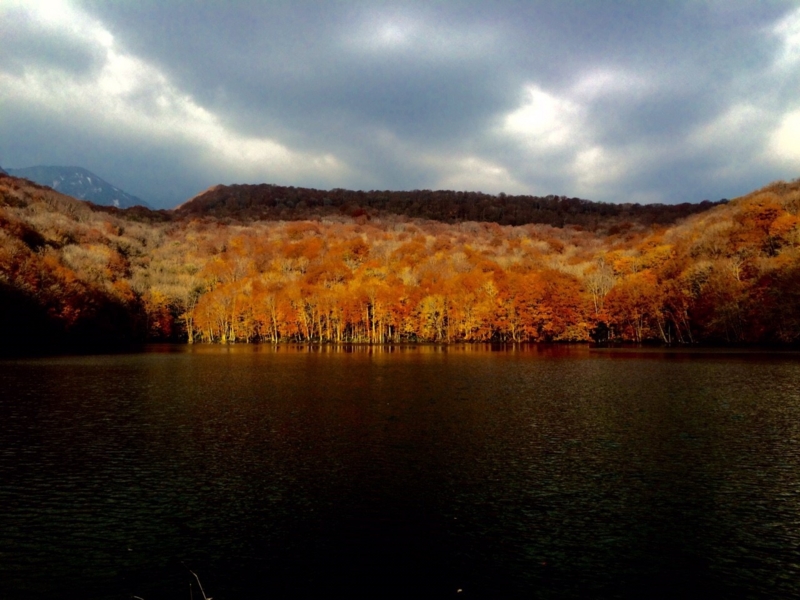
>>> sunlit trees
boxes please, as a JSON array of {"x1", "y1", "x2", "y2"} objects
[
  {"x1": 3, "y1": 173, "x2": 800, "y2": 348},
  {"x1": 583, "y1": 257, "x2": 616, "y2": 316},
  {"x1": 605, "y1": 271, "x2": 664, "y2": 342}
]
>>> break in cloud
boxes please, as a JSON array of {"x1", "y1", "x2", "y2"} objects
[{"x1": 0, "y1": 0, "x2": 798, "y2": 208}]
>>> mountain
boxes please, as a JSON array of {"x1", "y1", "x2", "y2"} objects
[
  {"x1": 6, "y1": 165, "x2": 150, "y2": 209},
  {"x1": 1, "y1": 170, "x2": 799, "y2": 348},
  {"x1": 175, "y1": 182, "x2": 725, "y2": 230},
  {"x1": 0, "y1": 165, "x2": 7, "y2": 175}
]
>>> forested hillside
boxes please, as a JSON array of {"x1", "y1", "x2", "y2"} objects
[
  {"x1": 177, "y1": 183, "x2": 724, "y2": 230},
  {"x1": 1, "y1": 172, "x2": 798, "y2": 352}
]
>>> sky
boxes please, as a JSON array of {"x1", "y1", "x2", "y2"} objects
[{"x1": 1, "y1": 1, "x2": 799, "y2": 209}]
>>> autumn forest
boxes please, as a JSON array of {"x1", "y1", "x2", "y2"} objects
[{"x1": 1, "y1": 173, "x2": 799, "y2": 353}]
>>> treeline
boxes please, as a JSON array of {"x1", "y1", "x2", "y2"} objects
[
  {"x1": 176, "y1": 183, "x2": 725, "y2": 230},
  {"x1": 1, "y1": 172, "x2": 799, "y2": 351}
]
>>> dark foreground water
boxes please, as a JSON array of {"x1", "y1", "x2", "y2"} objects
[{"x1": 2, "y1": 345, "x2": 800, "y2": 599}]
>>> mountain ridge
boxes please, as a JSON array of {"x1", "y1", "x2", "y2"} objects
[
  {"x1": 6, "y1": 165, "x2": 150, "y2": 209},
  {"x1": 174, "y1": 182, "x2": 727, "y2": 230}
]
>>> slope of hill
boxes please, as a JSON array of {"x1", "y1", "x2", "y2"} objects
[
  {"x1": 7, "y1": 165, "x2": 151, "y2": 209},
  {"x1": 1, "y1": 171, "x2": 798, "y2": 350},
  {"x1": 175, "y1": 183, "x2": 724, "y2": 230},
  {"x1": 0, "y1": 172, "x2": 153, "y2": 352}
]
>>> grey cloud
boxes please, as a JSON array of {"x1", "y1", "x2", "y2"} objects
[
  {"x1": 4, "y1": 1, "x2": 799, "y2": 207},
  {"x1": 586, "y1": 90, "x2": 723, "y2": 148},
  {"x1": 1, "y1": 7, "x2": 104, "y2": 77},
  {"x1": 0, "y1": 100, "x2": 214, "y2": 206},
  {"x1": 78, "y1": 1, "x2": 519, "y2": 148}
]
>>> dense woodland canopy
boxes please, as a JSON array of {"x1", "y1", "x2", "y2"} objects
[
  {"x1": 1, "y1": 172, "x2": 799, "y2": 353},
  {"x1": 176, "y1": 183, "x2": 724, "y2": 227}
]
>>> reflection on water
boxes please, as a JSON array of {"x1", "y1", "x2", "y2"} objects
[{"x1": 1, "y1": 345, "x2": 799, "y2": 599}]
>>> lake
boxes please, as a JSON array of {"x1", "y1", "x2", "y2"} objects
[{"x1": 1, "y1": 344, "x2": 799, "y2": 599}]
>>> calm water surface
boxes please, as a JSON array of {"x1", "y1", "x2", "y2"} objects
[{"x1": 1, "y1": 344, "x2": 800, "y2": 599}]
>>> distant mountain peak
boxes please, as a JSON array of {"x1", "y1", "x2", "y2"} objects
[{"x1": 6, "y1": 165, "x2": 150, "y2": 209}]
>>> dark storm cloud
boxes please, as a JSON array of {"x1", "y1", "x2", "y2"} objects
[
  {"x1": 2, "y1": 1, "x2": 799, "y2": 207},
  {"x1": 77, "y1": 1, "x2": 519, "y2": 147}
]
